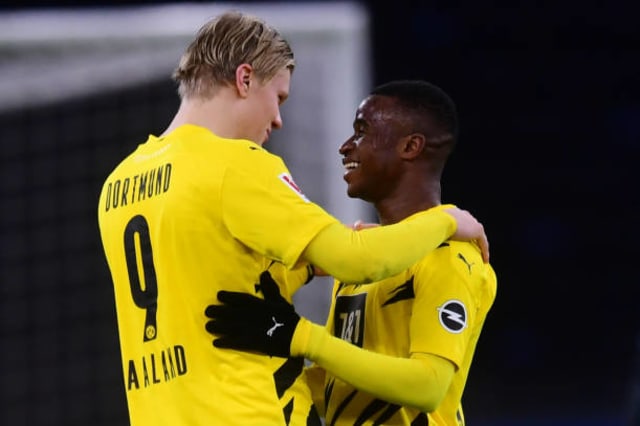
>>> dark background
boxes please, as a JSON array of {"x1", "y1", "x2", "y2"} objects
[{"x1": 1, "y1": 0, "x2": 638, "y2": 425}]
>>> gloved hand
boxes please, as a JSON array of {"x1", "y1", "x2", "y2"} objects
[{"x1": 205, "y1": 271, "x2": 301, "y2": 358}]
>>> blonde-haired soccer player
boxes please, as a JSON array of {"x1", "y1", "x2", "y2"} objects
[{"x1": 98, "y1": 11, "x2": 489, "y2": 426}]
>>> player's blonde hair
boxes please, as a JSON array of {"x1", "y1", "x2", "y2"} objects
[{"x1": 172, "y1": 11, "x2": 296, "y2": 99}]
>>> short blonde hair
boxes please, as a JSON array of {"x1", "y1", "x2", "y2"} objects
[{"x1": 172, "y1": 11, "x2": 295, "y2": 99}]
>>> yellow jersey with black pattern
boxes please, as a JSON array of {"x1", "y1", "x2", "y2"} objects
[
  {"x1": 322, "y1": 234, "x2": 497, "y2": 426},
  {"x1": 98, "y1": 124, "x2": 333, "y2": 425}
]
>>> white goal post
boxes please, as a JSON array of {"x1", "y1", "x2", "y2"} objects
[{"x1": 0, "y1": 2, "x2": 373, "y2": 322}]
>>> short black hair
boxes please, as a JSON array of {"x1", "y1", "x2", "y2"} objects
[{"x1": 371, "y1": 80, "x2": 458, "y2": 145}]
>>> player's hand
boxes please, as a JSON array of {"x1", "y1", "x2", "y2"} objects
[
  {"x1": 444, "y1": 207, "x2": 490, "y2": 263},
  {"x1": 204, "y1": 271, "x2": 300, "y2": 358}
]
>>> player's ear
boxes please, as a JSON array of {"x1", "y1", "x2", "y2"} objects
[
  {"x1": 235, "y1": 64, "x2": 253, "y2": 97},
  {"x1": 398, "y1": 133, "x2": 426, "y2": 160}
]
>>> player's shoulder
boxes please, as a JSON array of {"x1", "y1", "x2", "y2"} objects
[
  {"x1": 187, "y1": 131, "x2": 287, "y2": 181},
  {"x1": 103, "y1": 146, "x2": 142, "y2": 180},
  {"x1": 443, "y1": 241, "x2": 497, "y2": 287},
  {"x1": 419, "y1": 240, "x2": 485, "y2": 273},
  {"x1": 221, "y1": 137, "x2": 284, "y2": 169},
  {"x1": 426, "y1": 239, "x2": 481, "y2": 259},
  {"x1": 173, "y1": 124, "x2": 272, "y2": 158}
]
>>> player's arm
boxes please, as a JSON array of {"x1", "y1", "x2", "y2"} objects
[
  {"x1": 222, "y1": 162, "x2": 488, "y2": 285},
  {"x1": 205, "y1": 272, "x2": 455, "y2": 412},
  {"x1": 295, "y1": 322, "x2": 455, "y2": 412},
  {"x1": 266, "y1": 261, "x2": 315, "y2": 296},
  {"x1": 301, "y1": 206, "x2": 487, "y2": 285},
  {"x1": 311, "y1": 220, "x2": 379, "y2": 277}
]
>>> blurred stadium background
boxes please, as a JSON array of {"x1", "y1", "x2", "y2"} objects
[{"x1": 1, "y1": 1, "x2": 638, "y2": 425}]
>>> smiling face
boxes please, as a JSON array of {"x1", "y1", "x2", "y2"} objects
[
  {"x1": 339, "y1": 95, "x2": 409, "y2": 202},
  {"x1": 238, "y1": 67, "x2": 291, "y2": 145}
]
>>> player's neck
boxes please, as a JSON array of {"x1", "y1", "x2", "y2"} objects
[
  {"x1": 161, "y1": 93, "x2": 240, "y2": 139},
  {"x1": 375, "y1": 182, "x2": 441, "y2": 225}
]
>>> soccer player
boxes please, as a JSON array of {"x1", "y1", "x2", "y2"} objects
[
  {"x1": 97, "y1": 10, "x2": 489, "y2": 425},
  {"x1": 205, "y1": 80, "x2": 497, "y2": 425}
]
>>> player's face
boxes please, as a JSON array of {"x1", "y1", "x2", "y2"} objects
[
  {"x1": 241, "y1": 68, "x2": 290, "y2": 145},
  {"x1": 339, "y1": 95, "x2": 405, "y2": 202}
]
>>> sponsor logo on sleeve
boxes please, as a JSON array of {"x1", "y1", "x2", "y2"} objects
[
  {"x1": 437, "y1": 300, "x2": 467, "y2": 333},
  {"x1": 279, "y1": 173, "x2": 310, "y2": 202}
]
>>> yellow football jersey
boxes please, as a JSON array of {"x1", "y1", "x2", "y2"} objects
[
  {"x1": 322, "y1": 231, "x2": 497, "y2": 425},
  {"x1": 98, "y1": 124, "x2": 335, "y2": 425}
]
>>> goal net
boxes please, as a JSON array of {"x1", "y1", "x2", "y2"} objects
[{"x1": 0, "y1": 3, "x2": 372, "y2": 424}]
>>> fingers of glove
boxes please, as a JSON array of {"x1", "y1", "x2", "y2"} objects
[
  {"x1": 204, "y1": 304, "x2": 251, "y2": 323},
  {"x1": 259, "y1": 271, "x2": 285, "y2": 302},
  {"x1": 204, "y1": 319, "x2": 217, "y2": 334},
  {"x1": 205, "y1": 305, "x2": 270, "y2": 329},
  {"x1": 205, "y1": 304, "x2": 229, "y2": 319},
  {"x1": 217, "y1": 290, "x2": 266, "y2": 307},
  {"x1": 205, "y1": 319, "x2": 248, "y2": 336},
  {"x1": 216, "y1": 291, "x2": 287, "y2": 316}
]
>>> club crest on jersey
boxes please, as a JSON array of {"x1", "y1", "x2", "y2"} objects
[
  {"x1": 278, "y1": 173, "x2": 309, "y2": 202},
  {"x1": 437, "y1": 300, "x2": 467, "y2": 333}
]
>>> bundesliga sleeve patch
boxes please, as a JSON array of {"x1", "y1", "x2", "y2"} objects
[
  {"x1": 437, "y1": 300, "x2": 467, "y2": 333},
  {"x1": 278, "y1": 173, "x2": 310, "y2": 202}
]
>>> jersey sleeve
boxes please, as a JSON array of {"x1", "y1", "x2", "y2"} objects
[
  {"x1": 409, "y1": 243, "x2": 482, "y2": 369},
  {"x1": 221, "y1": 152, "x2": 338, "y2": 268},
  {"x1": 266, "y1": 261, "x2": 315, "y2": 300},
  {"x1": 302, "y1": 209, "x2": 456, "y2": 284},
  {"x1": 293, "y1": 320, "x2": 455, "y2": 412}
]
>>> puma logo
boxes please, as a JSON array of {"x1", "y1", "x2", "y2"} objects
[
  {"x1": 457, "y1": 253, "x2": 474, "y2": 274},
  {"x1": 266, "y1": 316, "x2": 284, "y2": 336}
]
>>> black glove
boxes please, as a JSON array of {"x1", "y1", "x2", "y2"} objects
[{"x1": 205, "y1": 271, "x2": 301, "y2": 358}]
